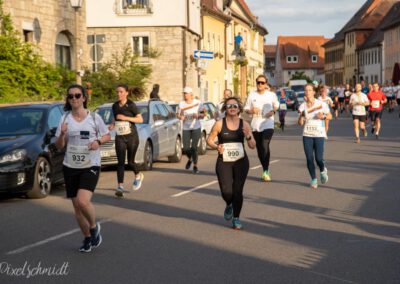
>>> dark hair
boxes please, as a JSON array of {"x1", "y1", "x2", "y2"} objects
[
  {"x1": 150, "y1": 84, "x2": 160, "y2": 99},
  {"x1": 116, "y1": 83, "x2": 129, "y2": 92},
  {"x1": 256, "y1": 75, "x2": 268, "y2": 83},
  {"x1": 64, "y1": 84, "x2": 87, "y2": 111},
  {"x1": 221, "y1": 96, "x2": 243, "y2": 115}
]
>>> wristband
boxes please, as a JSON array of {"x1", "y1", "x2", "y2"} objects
[
  {"x1": 246, "y1": 136, "x2": 252, "y2": 141},
  {"x1": 96, "y1": 139, "x2": 102, "y2": 145}
]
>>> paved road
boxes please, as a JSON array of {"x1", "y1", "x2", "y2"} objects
[{"x1": 1, "y1": 111, "x2": 399, "y2": 283}]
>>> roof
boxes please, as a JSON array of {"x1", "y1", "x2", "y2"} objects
[
  {"x1": 324, "y1": 0, "x2": 398, "y2": 47},
  {"x1": 358, "y1": 2, "x2": 400, "y2": 50},
  {"x1": 277, "y1": 36, "x2": 329, "y2": 70},
  {"x1": 227, "y1": 0, "x2": 268, "y2": 35},
  {"x1": 201, "y1": 0, "x2": 231, "y2": 22},
  {"x1": 264, "y1": 45, "x2": 276, "y2": 57},
  {"x1": 381, "y1": 2, "x2": 400, "y2": 31}
]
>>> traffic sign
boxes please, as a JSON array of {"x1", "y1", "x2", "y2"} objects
[{"x1": 194, "y1": 50, "x2": 214, "y2": 59}]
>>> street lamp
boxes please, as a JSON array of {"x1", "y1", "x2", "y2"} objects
[{"x1": 70, "y1": 0, "x2": 83, "y2": 84}]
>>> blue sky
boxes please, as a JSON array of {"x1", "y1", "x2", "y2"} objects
[{"x1": 246, "y1": 0, "x2": 367, "y2": 44}]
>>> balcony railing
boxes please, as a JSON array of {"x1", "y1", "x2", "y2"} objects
[{"x1": 119, "y1": 0, "x2": 153, "y2": 15}]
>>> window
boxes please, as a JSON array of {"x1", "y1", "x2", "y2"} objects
[
  {"x1": 23, "y1": 30, "x2": 33, "y2": 42},
  {"x1": 311, "y1": 55, "x2": 317, "y2": 63},
  {"x1": 286, "y1": 56, "x2": 298, "y2": 63},
  {"x1": 132, "y1": 35, "x2": 149, "y2": 57},
  {"x1": 47, "y1": 107, "x2": 62, "y2": 129},
  {"x1": 123, "y1": 0, "x2": 150, "y2": 9},
  {"x1": 88, "y1": 34, "x2": 106, "y2": 71},
  {"x1": 55, "y1": 32, "x2": 71, "y2": 69}
]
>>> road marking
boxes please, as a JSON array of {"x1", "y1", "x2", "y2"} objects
[
  {"x1": 171, "y1": 160, "x2": 280, "y2": 198},
  {"x1": 6, "y1": 219, "x2": 111, "y2": 255}
]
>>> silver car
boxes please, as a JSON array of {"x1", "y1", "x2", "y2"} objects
[{"x1": 95, "y1": 100, "x2": 182, "y2": 170}]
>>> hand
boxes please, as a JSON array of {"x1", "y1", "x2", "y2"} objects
[
  {"x1": 89, "y1": 140, "x2": 100, "y2": 151},
  {"x1": 265, "y1": 111, "x2": 274, "y2": 118},
  {"x1": 315, "y1": 112, "x2": 325, "y2": 120},
  {"x1": 217, "y1": 144, "x2": 224, "y2": 155},
  {"x1": 60, "y1": 123, "x2": 68, "y2": 136},
  {"x1": 252, "y1": 107, "x2": 261, "y2": 115},
  {"x1": 192, "y1": 113, "x2": 199, "y2": 119},
  {"x1": 108, "y1": 124, "x2": 115, "y2": 130}
]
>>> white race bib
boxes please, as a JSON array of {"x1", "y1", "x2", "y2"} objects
[
  {"x1": 303, "y1": 119, "x2": 325, "y2": 137},
  {"x1": 185, "y1": 114, "x2": 195, "y2": 121},
  {"x1": 115, "y1": 121, "x2": 131, "y2": 135},
  {"x1": 371, "y1": 100, "x2": 380, "y2": 108},
  {"x1": 279, "y1": 103, "x2": 287, "y2": 110},
  {"x1": 66, "y1": 144, "x2": 91, "y2": 168},
  {"x1": 223, "y1": 143, "x2": 245, "y2": 162}
]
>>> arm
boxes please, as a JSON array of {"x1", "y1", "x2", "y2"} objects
[
  {"x1": 207, "y1": 120, "x2": 224, "y2": 154},
  {"x1": 243, "y1": 121, "x2": 256, "y2": 149},
  {"x1": 116, "y1": 113, "x2": 143, "y2": 124},
  {"x1": 55, "y1": 122, "x2": 68, "y2": 150}
]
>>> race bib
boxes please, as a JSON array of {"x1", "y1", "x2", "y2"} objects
[
  {"x1": 371, "y1": 100, "x2": 380, "y2": 108},
  {"x1": 279, "y1": 103, "x2": 287, "y2": 110},
  {"x1": 185, "y1": 114, "x2": 195, "y2": 121},
  {"x1": 303, "y1": 119, "x2": 325, "y2": 137},
  {"x1": 66, "y1": 144, "x2": 91, "y2": 168},
  {"x1": 223, "y1": 143, "x2": 245, "y2": 162},
  {"x1": 115, "y1": 121, "x2": 131, "y2": 135}
]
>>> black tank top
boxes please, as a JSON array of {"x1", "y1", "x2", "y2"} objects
[{"x1": 218, "y1": 118, "x2": 245, "y2": 156}]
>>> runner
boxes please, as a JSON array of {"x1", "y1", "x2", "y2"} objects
[
  {"x1": 318, "y1": 86, "x2": 334, "y2": 139},
  {"x1": 298, "y1": 84, "x2": 332, "y2": 189},
  {"x1": 244, "y1": 75, "x2": 279, "y2": 182},
  {"x1": 344, "y1": 84, "x2": 352, "y2": 114},
  {"x1": 388, "y1": 82, "x2": 396, "y2": 113},
  {"x1": 111, "y1": 84, "x2": 144, "y2": 197},
  {"x1": 396, "y1": 81, "x2": 400, "y2": 118},
  {"x1": 350, "y1": 83, "x2": 370, "y2": 143},
  {"x1": 278, "y1": 88, "x2": 288, "y2": 131},
  {"x1": 207, "y1": 96, "x2": 256, "y2": 230},
  {"x1": 382, "y1": 81, "x2": 392, "y2": 112},
  {"x1": 368, "y1": 83, "x2": 387, "y2": 139},
  {"x1": 55, "y1": 84, "x2": 110, "y2": 252},
  {"x1": 178, "y1": 86, "x2": 205, "y2": 174},
  {"x1": 338, "y1": 84, "x2": 345, "y2": 114},
  {"x1": 217, "y1": 89, "x2": 233, "y2": 120}
]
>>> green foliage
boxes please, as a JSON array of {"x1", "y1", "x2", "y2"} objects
[
  {"x1": 83, "y1": 45, "x2": 152, "y2": 107},
  {"x1": 288, "y1": 71, "x2": 312, "y2": 84},
  {"x1": 0, "y1": 1, "x2": 75, "y2": 103}
]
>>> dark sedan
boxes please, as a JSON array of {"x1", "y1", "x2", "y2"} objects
[{"x1": 0, "y1": 102, "x2": 65, "y2": 198}]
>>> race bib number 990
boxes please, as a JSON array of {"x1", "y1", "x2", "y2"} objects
[
  {"x1": 223, "y1": 143, "x2": 245, "y2": 162},
  {"x1": 66, "y1": 144, "x2": 91, "y2": 168}
]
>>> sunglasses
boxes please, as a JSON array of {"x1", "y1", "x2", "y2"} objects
[
  {"x1": 256, "y1": 81, "x2": 267, "y2": 85},
  {"x1": 67, "y1": 93, "x2": 82, "y2": 100},
  {"x1": 226, "y1": 103, "x2": 239, "y2": 109}
]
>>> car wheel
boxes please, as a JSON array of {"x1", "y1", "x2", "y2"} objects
[
  {"x1": 141, "y1": 141, "x2": 153, "y2": 171},
  {"x1": 197, "y1": 132, "x2": 207, "y2": 155},
  {"x1": 168, "y1": 137, "x2": 182, "y2": 163},
  {"x1": 27, "y1": 157, "x2": 51, "y2": 199}
]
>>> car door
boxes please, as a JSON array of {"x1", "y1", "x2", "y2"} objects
[
  {"x1": 161, "y1": 103, "x2": 180, "y2": 154},
  {"x1": 202, "y1": 102, "x2": 217, "y2": 136},
  {"x1": 46, "y1": 106, "x2": 64, "y2": 182},
  {"x1": 150, "y1": 102, "x2": 168, "y2": 158}
]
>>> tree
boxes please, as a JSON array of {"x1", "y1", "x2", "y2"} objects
[
  {"x1": 0, "y1": 0, "x2": 75, "y2": 103},
  {"x1": 288, "y1": 71, "x2": 312, "y2": 84}
]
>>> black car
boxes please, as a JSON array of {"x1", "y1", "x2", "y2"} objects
[{"x1": 0, "y1": 102, "x2": 65, "y2": 198}]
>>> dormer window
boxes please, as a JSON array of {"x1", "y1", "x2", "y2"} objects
[
  {"x1": 286, "y1": 55, "x2": 298, "y2": 63},
  {"x1": 311, "y1": 55, "x2": 318, "y2": 63}
]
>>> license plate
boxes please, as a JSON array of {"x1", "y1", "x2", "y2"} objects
[{"x1": 100, "y1": 151, "x2": 110, "y2": 158}]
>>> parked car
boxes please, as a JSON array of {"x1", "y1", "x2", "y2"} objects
[
  {"x1": 0, "y1": 102, "x2": 65, "y2": 198},
  {"x1": 276, "y1": 89, "x2": 298, "y2": 111},
  {"x1": 94, "y1": 100, "x2": 182, "y2": 170},
  {"x1": 168, "y1": 101, "x2": 217, "y2": 155}
]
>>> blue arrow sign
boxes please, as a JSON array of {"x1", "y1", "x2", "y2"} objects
[{"x1": 194, "y1": 50, "x2": 214, "y2": 59}]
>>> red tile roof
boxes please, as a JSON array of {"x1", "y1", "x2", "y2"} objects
[
  {"x1": 201, "y1": 0, "x2": 231, "y2": 22},
  {"x1": 227, "y1": 0, "x2": 268, "y2": 35},
  {"x1": 264, "y1": 45, "x2": 276, "y2": 57},
  {"x1": 277, "y1": 36, "x2": 329, "y2": 69}
]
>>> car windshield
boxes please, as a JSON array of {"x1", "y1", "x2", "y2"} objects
[
  {"x1": 0, "y1": 108, "x2": 44, "y2": 136},
  {"x1": 291, "y1": 85, "x2": 305, "y2": 93},
  {"x1": 96, "y1": 105, "x2": 149, "y2": 125}
]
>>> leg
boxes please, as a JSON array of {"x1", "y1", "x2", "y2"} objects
[
  {"x1": 314, "y1": 137, "x2": 325, "y2": 172},
  {"x1": 126, "y1": 134, "x2": 140, "y2": 175},
  {"x1": 115, "y1": 136, "x2": 127, "y2": 185},
  {"x1": 182, "y1": 130, "x2": 192, "y2": 160},
  {"x1": 253, "y1": 131, "x2": 263, "y2": 168},
  {"x1": 231, "y1": 156, "x2": 249, "y2": 218},
  {"x1": 190, "y1": 128, "x2": 201, "y2": 165},
  {"x1": 303, "y1": 136, "x2": 316, "y2": 180},
  {"x1": 72, "y1": 190, "x2": 95, "y2": 236},
  {"x1": 260, "y1": 129, "x2": 274, "y2": 171},
  {"x1": 353, "y1": 118, "x2": 360, "y2": 139},
  {"x1": 216, "y1": 159, "x2": 234, "y2": 206}
]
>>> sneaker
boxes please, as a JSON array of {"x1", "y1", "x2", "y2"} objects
[
  {"x1": 355, "y1": 137, "x2": 360, "y2": 144},
  {"x1": 133, "y1": 172, "x2": 144, "y2": 191},
  {"x1": 115, "y1": 186, "x2": 124, "y2": 197},
  {"x1": 185, "y1": 159, "x2": 192, "y2": 170},
  {"x1": 90, "y1": 222, "x2": 102, "y2": 249},
  {"x1": 363, "y1": 129, "x2": 368, "y2": 137},
  {"x1": 310, "y1": 178, "x2": 318, "y2": 189},
  {"x1": 193, "y1": 166, "x2": 199, "y2": 174},
  {"x1": 224, "y1": 204, "x2": 233, "y2": 221},
  {"x1": 320, "y1": 168, "x2": 328, "y2": 184},
  {"x1": 262, "y1": 170, "x2": 271, "y2": 182},
  {"x1": 232, "y1": 218, "x2": 242, "y2": 230},
  {"x1": 79, "y1": 237, "x2": 92, "y2": 253},
  {"x1": 375, "y1": 134, "x2": 379, "y2": 139}
]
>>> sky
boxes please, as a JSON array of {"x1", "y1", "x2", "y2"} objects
[{"x1": 246, "y1": 0, "x2": 367, "y2": 44}]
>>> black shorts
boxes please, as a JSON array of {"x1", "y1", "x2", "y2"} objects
[
  {"x1": 369, "y1": 110, "x2": 383, "y2": 122},
  {"x1": 387, "y1": 97, "x2": 394, "y2": 102},
  {"x1": 352, "y1": 115, "x2": 366, "y2": 122},
  {"x1": 338, "y1": 97, "x2": 345, "y2": 103},
  {"x1": 345, "y1": 99, "x2": 350, "y2": 105},
  {"x1": 397, "y1": 99, "x2": 400, "y2": 105},
  {"x1": 63, "y1": 166, "x2": 100, "y2": 198}
]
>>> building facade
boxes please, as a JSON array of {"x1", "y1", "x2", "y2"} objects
[
  {"x1": 85, "y1": 0, "x2": 202, "y2": 102},
  {"x1": 264, "y1": 44, "x2": 276, "y2": 86}
]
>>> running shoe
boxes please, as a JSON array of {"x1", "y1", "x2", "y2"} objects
[
  {"x1": 224, "y1": 204, "x2": 233, "y2": 221},
  {"x1": 115, "y1": 186, "x2": 124, "y2": 197},
  {"x1": 355, "y1": 137, "x2": 360, "y2": 144},
  {"x1": 310, "y1": 178, "x2": 318, "y2": 189},
  {"x1": 262, "y1": 170, "x2": 271, "y2": 182},
  {"x1": 133, "y1": 172, "x2": 144, "y2": 191},
  {"x1": 232, "y1": 218, "x2": 242, "y2": 230},
  {"x1": 320, "y1": 168, "x2": 328, "y2": 184},
  {"x1": 375, "y1": 134, "x2": 379, "y2": 139},
  {"x1": 79, "y1": 237, "x2": 92, "y2": 253},
  {"x1": 90, "y1": 222, "x2": 102, "y2": 249},
  {"x1": 193, "y1": 166, "x2": 199, "y2": 174},
  {"x1": 185, "y1": 159, "x2": 192, "y2": 170}
]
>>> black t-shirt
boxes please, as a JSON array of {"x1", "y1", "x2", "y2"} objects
[{"x1": 112, "y1": 100, "x2": 139, "y2": 136}]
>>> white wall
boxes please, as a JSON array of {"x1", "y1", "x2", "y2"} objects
[
  {"x1": 86, "y1": 0, "x2": 201, "y2": 36},
  {"x1": 360, "y1": 47, "x2": 382, "y2": 84}
]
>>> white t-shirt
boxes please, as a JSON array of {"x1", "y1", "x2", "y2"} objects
[
  {"x1": 178, "y1": 99, "x2": 203, "y2": 130},
  {"x1": 338, "y1": 87, "x2": 345, "y2": 98},
  {"x1": 244, "y1": 90, "x2": 279, "y2": 132},
  {"x1": 298, "y1": 100, "x2": 330, "y2": 138},
  {"x1": 383, "y1": 86, "x2": 393, "y2": 98},
  {"x1": 56, "y1": 111, "x2": 109, "y2": 168},
  {"x1": 350, "y1": 92, "x2": 369, "y2": 115},
  {"x1": 396, "y1": 86, "x2": 400, "y2": 99},
  {"x1": 217, "y1": 101, "x2": 225, "y2": 120},
  {"x1": 318, "y1": 96, "x2": 333, "y2": 108}
]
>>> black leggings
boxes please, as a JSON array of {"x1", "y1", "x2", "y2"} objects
[
  {"x1": 182, "y1": 128, "x2": 201, "y2": 164},
  {"x1": 115, "y1": 134, "x2": 139, "y2": 183},
  {"x1": 216, "y1": 156, "x2": 249, "y2": 218},
  {"x1": 253, "y1": 129, "x2": 274, "y2": 172}
]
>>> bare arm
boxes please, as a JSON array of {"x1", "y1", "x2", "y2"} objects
[
  {"x1": 116, "y1": 113, "x2": 143, "y2": 124},
  {"x1": 243, "y1": 121, "x2": 256, "y2": 149},
  {"x1": 207, "y1": 120, "x2": 222, "y2": 150}
]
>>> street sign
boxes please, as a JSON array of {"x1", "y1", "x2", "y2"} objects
[{"x1": 194, "y1": 50, "x2": 214, "y2": 60}]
